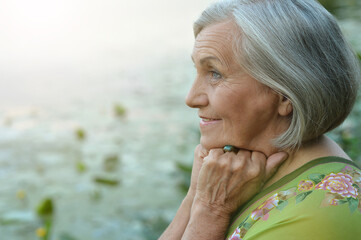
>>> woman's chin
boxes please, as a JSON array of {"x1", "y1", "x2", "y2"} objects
[{"x1": 199, "y1": 137, "x2": 222, "y2": 151}]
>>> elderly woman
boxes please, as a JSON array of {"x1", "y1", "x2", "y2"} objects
[{"x1": 160, "y1": 0, "x2": 361, "y2": 239}]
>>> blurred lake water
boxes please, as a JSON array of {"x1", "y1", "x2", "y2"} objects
[
  {"x1": 0, "y1": 0, "x2": 360, "y2": 240},
  {"x1": 0, "y1": 0, "x2": 212, "y2": 239},
  {"x1": 0, "y1": 57, "x2": 201, "y2": 240}
]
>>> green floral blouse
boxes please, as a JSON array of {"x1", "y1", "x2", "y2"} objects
[{"x1": 226, "y1": 157, "x2": 361, "y2": 240}]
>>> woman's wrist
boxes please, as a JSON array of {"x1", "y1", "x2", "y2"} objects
[
  {"x1": 182, "y1": 197, "x2": 231, "y2": 240},
  {"x1": 191, "y1": 196, "x2": 232, "y2": 222},
  {"x1": 181, "y1": 192, "x2": 195, "y2": 213}
]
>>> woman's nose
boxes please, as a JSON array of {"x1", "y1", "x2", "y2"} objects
[{"x1": 185, "y1": 78, "x2": 208, "y2": 108}]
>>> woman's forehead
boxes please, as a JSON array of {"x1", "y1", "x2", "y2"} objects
[
  {"x1": 192, "y1": 20, "x2": 239, "y2": 68},
  {"x1": 195, "y1": 20, "x2": 236, "y2": 44}
]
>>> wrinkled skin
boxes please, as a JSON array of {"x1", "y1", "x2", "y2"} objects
[{"x1": 189, "y1": 145, "x2": 287, "y2": 216}]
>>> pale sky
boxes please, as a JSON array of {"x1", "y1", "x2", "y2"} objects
[
  {"x1": 0, "y1": 1, "x2": 212, "y2": 79},
  {"x1": 0, "y1": 0, "x2": 213, "y2": 106}
]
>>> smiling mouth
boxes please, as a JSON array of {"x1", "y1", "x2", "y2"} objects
[
  {"x1": 201, "y1": 118, "x2": 220, "y2": 122},
  {"x1": 199, "y1": 117, "x2": 222, "y2": 125}
]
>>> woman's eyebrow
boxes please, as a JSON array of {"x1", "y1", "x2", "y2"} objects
[{"x1": 191, "y1": 55, "x2": 222, "y2": 65}]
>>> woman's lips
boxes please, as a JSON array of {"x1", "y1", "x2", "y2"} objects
[{"x1": 199, "y1": 117, "x2": 222, "y2": 126}]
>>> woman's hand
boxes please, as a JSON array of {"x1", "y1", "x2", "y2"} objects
[
  {"x1": 194, "y1": 148, "x2": 288, "y2": 218},
  {"x1": 182, "y1": 148, "x2": 288, "y2": 240}
]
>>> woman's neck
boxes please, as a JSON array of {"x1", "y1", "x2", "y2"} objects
[{"x1": 263, "y1": 135, "x2": 351, "y2": 189}]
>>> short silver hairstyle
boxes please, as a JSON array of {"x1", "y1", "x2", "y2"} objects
[{"x1": 194, "y1": 0, "x2": 361, "y2": 150}]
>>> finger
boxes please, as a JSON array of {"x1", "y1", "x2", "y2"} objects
[
  {"x1": 230, "y1": 149, "x2": 250, "y2": 170},
  {"x1": 195, "y1": 144, "x2": 209, "y2": 159},
  {"x1": 218, "y1": 151, "x2": 235, "y2": 168},
  {"x1": 207, "y1": 148, "x2": 224, "y2": 159},
  {"x1": 250, "y1": 151, "x2": 267, "y2": 165},
  {"x1": 265, "y1": 152, "x2": 289, "y2": 180},
  {"x1": 242, "y1": 151, "x2": 266, "y2": 180},
  {"x1": 236, "y1": 149, "x2": 251, "y2": 159}
]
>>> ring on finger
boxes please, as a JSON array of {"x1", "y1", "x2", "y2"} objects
[{"x1": 223, "y1": 145, "x2": 238, "y2": 153}]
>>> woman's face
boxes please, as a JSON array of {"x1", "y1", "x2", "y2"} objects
[{"x1": 186, "y1": 20, "x2": 287, "y2": 155}]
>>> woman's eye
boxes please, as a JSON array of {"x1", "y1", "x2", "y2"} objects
[{"x1": 211, "y1": 71, "x2": 222, "y2": 79}]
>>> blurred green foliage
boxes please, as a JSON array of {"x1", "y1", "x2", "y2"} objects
[
  {"x1": 113, "y1": 103, "x2": 127, "y2": 118},
  {"x1": 36, "y1": 198, "x2": 54, "y2": 218},
  {"x1": 76, "y1": 161, "x2": 87, "y2": 173},
  {"x1": 59, "y1": 233, "x2": 79, "y2": 240},
  {"x1": 319, "y1": 0, "x2": 361, "y2": 20},
  {"x1": 74, "y1": 128, "x2": 86, "y2": 141},
  {"x1": 36, "y1": 198, "x2": 54, "y2": 240},
  {"x1": 103, "y1": 155, "x2": 120, "y2": 172},
  {"x1": 93, "y1": 176, "x2": 120, "y2": 186}
]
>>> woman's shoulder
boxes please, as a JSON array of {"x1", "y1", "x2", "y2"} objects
[{"x1": 226, "y1": 158, "x2": 361, "y2": 240}]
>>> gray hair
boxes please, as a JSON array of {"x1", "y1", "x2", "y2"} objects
[{"x1": 194, "y1": 0, "x2": 361, "y2": 150}]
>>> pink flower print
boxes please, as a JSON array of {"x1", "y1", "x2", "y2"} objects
[
  {"x1": 315, "y1": 173, "x2": 358, "y2": 198},
  {"x1": 228, "y1": 227, "x2": 242, "y2": 240},
  {"x1": 298, "y1": 180, "x2": 314, "y2": 191},
  {"x1": 250, "y1": 194, "x2": 279, "y2": 221}
]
